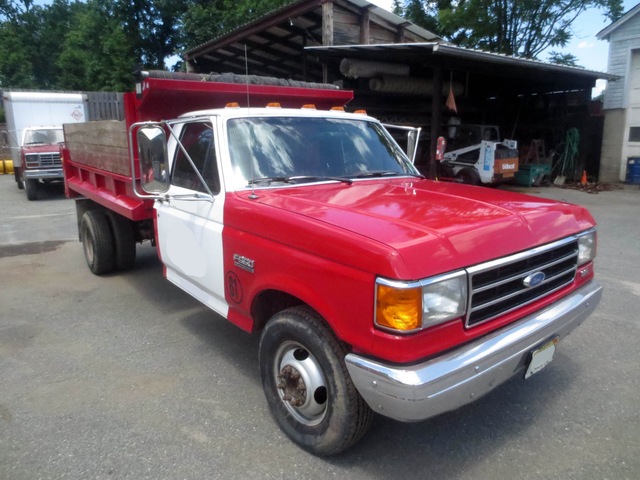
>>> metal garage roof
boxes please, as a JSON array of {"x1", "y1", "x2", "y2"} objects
[
  {"x1": 184, "y1": 0, "x2": 439, "y2": 80},
  {"x1": 306, "y1": 42, "x2": 619, "y2": 95}
]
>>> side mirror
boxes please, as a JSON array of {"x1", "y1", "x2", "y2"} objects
[
  {"x1": 383, "y1": 124, "x2": 422, "y2": 165},
  {"x1": 137, "y1": 126, "x2": 169, "y2": 194},
  {"x1": 406, "y1": 129, "x2": 420, "y2": 164}
]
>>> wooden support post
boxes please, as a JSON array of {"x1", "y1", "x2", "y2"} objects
[
  {"x1": 322, "y1": 1, "x2": 334, "y2": 84},
  {"x1": 429, "y1": 67, "x2": 443, "y2": 180},
  {"x1": 360, "y1": 9, "x2": 370, "y2": 44},
  {"x1": 323, "y1": 2, "x2": 334, "y2": 46}
]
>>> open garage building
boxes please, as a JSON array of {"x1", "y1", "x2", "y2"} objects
[{"x1": 184, "y1": 0, "x2": 616, "y2": 182}]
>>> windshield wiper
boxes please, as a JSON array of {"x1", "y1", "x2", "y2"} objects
[
  {"x1": 247, "y1": 176, "x2": 292, "y2": 185},
  {"x1": 248, "y1": 175, "x2": 352, "y2": 186},
  {"x1": 353, "y1": 170, "x2": 402, "y2": 178},
  {"x1": 353, "y1": 170, "x2": 425, "y2": 179},
  {"x1": 288, "y1": 175, "x2": 353, "y2": 185}
]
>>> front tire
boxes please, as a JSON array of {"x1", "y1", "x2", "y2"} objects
[
  {"x1": 25, "y1": 179, "x2": 38, "y2": 200},
  {"x1": 81, "y1": 210, "x2": 114, "y2": 275},
  {"x1": 259, "y1": 306, "x2": 373, "y2": 456}
]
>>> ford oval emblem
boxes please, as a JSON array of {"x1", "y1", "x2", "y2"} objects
[{"x1": 523, "y1": 271, "x2": 546, "y2": 288}]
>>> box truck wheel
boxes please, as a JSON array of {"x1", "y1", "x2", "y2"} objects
[
  {"x1": 15, "y1": 168, "x2": 24, "y2": 189},
  {"x1": 25, "y1": 179, "x2": 38, "y2": 201},
  {"x1": 259, "y1": 306, "x2": 373, "y2": 455},
  {"x1": 106, "y1": 211, "x2": 136, "y2": 271},
  {"x1": 81, "y1": 210, "x2": 115, "y2": 275}
]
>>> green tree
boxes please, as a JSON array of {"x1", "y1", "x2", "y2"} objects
[
  {"x1": 182, "y1": 0, "x2": 290, "y2": 51},
  {"x1": 0, "y1": 1, "x2": 79, "y2": 88},
  {"x1": 394, "y1": 0, "x2": 451, "y2": 35},
  {"x1": 0, "y1": 0, "x2": 34, "y2": 21},
  {"x1": 0, "y1": 1, "x2": 42, "y2": 88},
  {"x1": 115, "y1": 0, "x2": 189, "y2": 69},
  {"x1": 394, "y1": 0, "x2": 624, "y2": 60},
  {"x1": 0, "y1": 19, "x2": 36, "y2": 87},
  {"x1": 57, "y1": 0, "x2": 135, "y2": 90},
  {"x1": 547, "y1": 51, "x2": 580, "y2": 67}
]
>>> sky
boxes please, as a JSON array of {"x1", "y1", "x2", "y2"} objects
[{"x1": 368, "y1": 0, "x2": 640, "y2": 95}]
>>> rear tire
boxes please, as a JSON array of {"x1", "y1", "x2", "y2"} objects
[
  {"x1": 259, "y1": 306, "x2": 373, "y2": 456},
  {"x1": 81, "y1": 210, "x2": 115, "y2": 275},
  {"x1": 106, "y1": 211, "x2": 136, "y2": 271},
  {"x1": 15, "y1": 168, "x2": 24, "y2": 190},
  {"x1": 25, "y1": 179, "x2": 38, "y2": 200}
]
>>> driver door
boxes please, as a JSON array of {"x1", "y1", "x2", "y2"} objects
[{"x1": 155, "y1": 119, "x2": 228, "y2": 317}]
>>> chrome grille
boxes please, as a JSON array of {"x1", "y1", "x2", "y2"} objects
[
  {"x1": 466, "y1": 236, "x2": 578, "y2": 327},
  {"x1": 24, "y1": 153, "x2": 61, "y2": 168}
]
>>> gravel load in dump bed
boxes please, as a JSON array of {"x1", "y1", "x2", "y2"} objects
[{"x1": 141, "y1": 70, "x2": 339, "y2": 90}]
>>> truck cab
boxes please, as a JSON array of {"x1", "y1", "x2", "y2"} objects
[{"x1": 20, "y1": 126, "x2": 65, "y2": 200}]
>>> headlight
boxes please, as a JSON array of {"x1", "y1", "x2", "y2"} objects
[
  {"x1": 375, "y1": 271, "x2": 467, "y2": 334},
  {"x1": 577, "y1": 230, "x2": 597, "y2": 266}
]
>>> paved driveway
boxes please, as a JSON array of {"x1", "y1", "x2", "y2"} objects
[{"x1": 1, "y1": 175, "x2": 638, "y2": 480}]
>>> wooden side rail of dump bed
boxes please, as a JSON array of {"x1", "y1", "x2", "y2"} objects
[{"x1": 62, "y1": 120, "x2": 154, "y2": 222}]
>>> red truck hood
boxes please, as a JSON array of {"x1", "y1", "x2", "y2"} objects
[
  {"x1": 21, "y1": 144, "x2": 60, "y2": 153},
  {"x1": 237, "y1": 179, "x2": 595, "y2": 278}
]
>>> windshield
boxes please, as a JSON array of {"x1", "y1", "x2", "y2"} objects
[
  {"x1": 23, "y1": 128, "x2": 64, "y2": 145},
  {"x1": 227, "y1": 116, "x2": 418, "y2": 186}
]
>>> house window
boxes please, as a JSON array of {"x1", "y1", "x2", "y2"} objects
[{"x1": 629, "y1": 127, "x2": 640, "y2": 142}]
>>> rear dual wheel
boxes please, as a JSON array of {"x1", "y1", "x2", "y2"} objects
[
  {"x1": 259, "y1": 306, "x2": 373, "y2": 456},
  {"x1": 106, "y1": 211, "x2": 136, "y2": 271},
  {"x1": 80, "y1": 210, "x2": 136, "y2": 275}
]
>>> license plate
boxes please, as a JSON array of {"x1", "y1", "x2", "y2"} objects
[{"x1": 525, "y1": 337, "x2": 558, "y2": 379}]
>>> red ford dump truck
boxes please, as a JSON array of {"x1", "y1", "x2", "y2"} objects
[{"x1": 62, "y1": 71, "x2": 602, "y2": 456}]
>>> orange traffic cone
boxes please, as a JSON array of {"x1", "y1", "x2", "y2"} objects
[{"x1": 580, "y1": 170, "x2": 587, "y2": 185}]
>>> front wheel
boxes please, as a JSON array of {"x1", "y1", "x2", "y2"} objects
[
  {"x1": 259, "y1": 306, "x2": 373, "y2": 456},
  {"x1": 25, "y1": 179, "x2": 38, "y2": 200}
]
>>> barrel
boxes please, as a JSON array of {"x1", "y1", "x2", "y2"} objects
[{"x1": 626, "y1": 157, "x2": 640, "y2": 184}]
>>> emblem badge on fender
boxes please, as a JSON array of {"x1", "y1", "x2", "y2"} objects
[
  {"x1": 234, "y1": 254, "x2": 255, "y2": 273},
  {"x1": 523, "y1": 271, "x2": 546, "y2": 288}
]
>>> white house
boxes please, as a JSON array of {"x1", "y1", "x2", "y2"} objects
[{"x1": 597, "y1": 3, "x2": 640, "y2": 182}]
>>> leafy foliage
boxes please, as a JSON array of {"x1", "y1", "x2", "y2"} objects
[
  {"x1": 56, "y1": 0, "x2": 135, "y2": 91},
  {"x1": 0, "y1": 0, "x2": 292, "y2": 90},
  {"x1": 182, "y1": 0, "x2": 291, "y2": 50},
  {"x1": 394, "y1": 0, "x2": 624, "y2": 60},
  {"x1": 547, "y1": 51, "x2": 581, "y2": 67},
  {"x1": 0, "y1": 0, "x2": 627, "y2": 90}
]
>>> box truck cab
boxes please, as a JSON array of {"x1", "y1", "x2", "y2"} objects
[{"x1": 2, "y1": 91, "x2": 85, "y2": 200}]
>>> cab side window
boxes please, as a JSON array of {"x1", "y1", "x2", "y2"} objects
[{"x1": 172, "y1": 122, "x2": 221, "y2": 194}]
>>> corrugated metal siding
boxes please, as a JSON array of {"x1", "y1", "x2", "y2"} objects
[{"x1": 84, "y1": 92, "x2": 125, "y2": 121}]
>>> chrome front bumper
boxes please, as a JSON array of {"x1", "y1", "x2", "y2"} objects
[
  {"x1": 24, "y1": 168, "x2": 63, "y2": 180},
  {"x1": 345, "y1": 280, "x2": 603, "y2": 422}
]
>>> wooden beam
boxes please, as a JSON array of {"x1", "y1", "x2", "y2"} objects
[
  {"x1": 429, "y1": 66, "x2": 443, "y2": 180},
  {"x1": 323, "y1": 1, "x2": 334, "y2": 46},
  {"x1": 359, "y1": 8, "x2": 371, "y2": 44},
  {"x1": 395, "y1": 21, "x2": 411, "y2": 43}
]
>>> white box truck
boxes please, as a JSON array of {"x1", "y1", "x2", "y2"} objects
[{"x1": 2, "y1": 91, "x2": 86, "y2": 200}]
